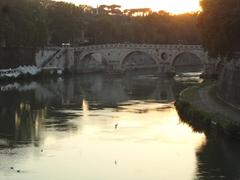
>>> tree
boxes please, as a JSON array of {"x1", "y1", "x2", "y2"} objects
[
  {"x1": 0, "y1": 0, "x2": 48, "y2": 47},
  {"x1": 46, "y1": 1, "x2": 84, "y2": 45},
  {"x1": 198, "y1": 0, "x2": 240, "y2": 58},
  {"x1": 0, "y1": 0, "x2": 201, "y2": 47}
]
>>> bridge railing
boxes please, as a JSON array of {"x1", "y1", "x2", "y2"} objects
[{"x1": 74, "y1": 43, "x2": 203, "y2": 51}]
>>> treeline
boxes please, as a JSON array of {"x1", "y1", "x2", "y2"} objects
[
  {"x1": 0, "y1": 0, "x2": 201, "y2": 47},
  {"x1": 198, "y1": 0, "x2": 240, "y2": 57}
]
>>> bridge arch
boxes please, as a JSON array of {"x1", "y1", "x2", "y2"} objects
[
  {"x1": 77, "y1": 52, "x2": 107, "y2": 73},
  {"x1": 121, "y1": 51, "x2": 158, "y2": 71},
  {"x1": 171, "y1": 52, "x2": 204, "y2": 73}
]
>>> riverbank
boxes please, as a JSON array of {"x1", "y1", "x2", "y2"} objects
[{"x1": 175, "y1": 82, "x2": 240, "y2": 139}]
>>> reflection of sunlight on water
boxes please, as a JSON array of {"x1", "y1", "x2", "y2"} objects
[
  {"x1": 1, "y1": 76, "x2": 239, "y2": 180},
  {"x1": 15, "y1": 112, "x2": 21, "y2": 131},
  {"x1": 75, "y1": 101, "x2": 206, "y2": 150},
  {"x1": 13, "y1": 103, "x2": 46, "y2": 145},
  {"x1": 0, "y1": 99, "x2": 207, "y2": 180},
  {"x1": 82, "y1": 99, "x2": 89, "y2": 118},
  {"x1": 98, "y1": 101, "x2": 205, "y2": 146},
  {"x1": 44, "y1": 136, "x2": 58, "y2": 146},
  {"x1": 38, "y1": 101, "x2": 206, "y2": 180}
]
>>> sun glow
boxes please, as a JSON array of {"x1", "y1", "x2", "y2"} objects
[{"x1": 57, "y1": 0, "x2": 200, "y2": 14}]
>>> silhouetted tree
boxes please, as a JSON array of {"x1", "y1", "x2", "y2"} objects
[
  {"x1": 0, "y1": 0, "x2": 201, "y2": 47},
  {"x1": 198, "y1": 0, "x2": 240, "y2": 58}
]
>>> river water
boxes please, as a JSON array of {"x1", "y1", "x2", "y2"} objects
[{"x1": 0, "y1": 74, "x2": 239, "y2": 180}]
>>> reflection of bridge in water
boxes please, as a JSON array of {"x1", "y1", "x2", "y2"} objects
[
  {"x1": 0, "y1": 75, "x2": 178, "y2": 106},
  {"x1": 11, "y1": 76, "x2": 201, "y2": 109},
  {"x1": 0, "y1": 75, "x2": 180, "y2": 147},
  {"x1": 35, "y1": 75, "x2": 177, "y2": 105}
]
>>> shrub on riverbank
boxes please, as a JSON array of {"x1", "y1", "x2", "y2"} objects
[{"x1": 175, "y1": 99, "x2": 211, "y2": 133}]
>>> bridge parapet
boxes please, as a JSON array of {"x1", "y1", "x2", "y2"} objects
[{"x1": 75, "y1": 43, "x2": 203, "y2": 52}]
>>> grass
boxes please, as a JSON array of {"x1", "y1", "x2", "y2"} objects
[{"x1": 175, "y1": 81, "x2": 240, "y2": 140}]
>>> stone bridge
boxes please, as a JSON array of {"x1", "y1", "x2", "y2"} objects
[{"x1": 36, "y1": 43, "x2": 215, "y2": 75}]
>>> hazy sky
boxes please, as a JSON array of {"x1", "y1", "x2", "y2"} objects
[{"x1": 56, "y1": 0, "x2": 201, "y2": 14}]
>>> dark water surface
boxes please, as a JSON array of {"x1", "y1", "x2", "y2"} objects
[{"x1": 0, "y1": 75, "x2": 239, "y2": 180}]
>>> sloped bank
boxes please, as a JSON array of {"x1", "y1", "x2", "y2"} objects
[{"x1": 175, "y1": 83, "x2": 240, "y2": 139}]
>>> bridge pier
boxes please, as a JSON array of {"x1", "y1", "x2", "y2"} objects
[{"x1": 156, "y1": 62, "x2": 175, "y2": 77}]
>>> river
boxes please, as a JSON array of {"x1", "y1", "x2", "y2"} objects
[{"x1": 0, "y1": 74, "x2": 239, "y2": 180}]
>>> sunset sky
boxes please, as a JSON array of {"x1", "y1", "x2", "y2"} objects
[{"x1": 56, "y1": 0, "x2": 201, "y2": 14}]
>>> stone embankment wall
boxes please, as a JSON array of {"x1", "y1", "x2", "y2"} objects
[
  {"x1": 217, "y1": 59, "x2": 240, "y2": 107},
  {"x1": 0, "y1": 47, "x2": 36, "y2": 69}
]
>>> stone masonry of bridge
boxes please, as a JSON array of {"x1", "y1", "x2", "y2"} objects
[{"x1": 35, "y1": 43, "x2": 216, "y2": 75}]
